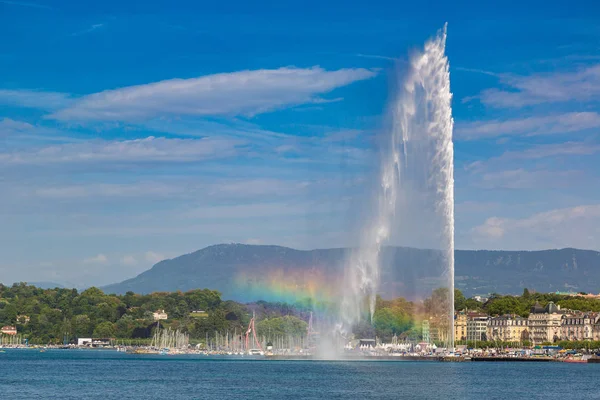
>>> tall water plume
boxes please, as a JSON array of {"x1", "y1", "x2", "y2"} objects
[{"x1": 340, "y1": 24, "x2": 454, "y2": 348}]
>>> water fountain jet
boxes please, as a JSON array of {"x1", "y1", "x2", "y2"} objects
[{"x1": 340, "y1": 23, "x2": 455, "y2": 351}]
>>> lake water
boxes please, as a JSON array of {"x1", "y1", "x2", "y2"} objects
[{"x1": 1, "y1": 350, "x2": 599, "y2": 399}]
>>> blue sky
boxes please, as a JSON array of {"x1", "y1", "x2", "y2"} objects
[{"x1": 1, "y1": 0, "x2": 600, "y2": 287}]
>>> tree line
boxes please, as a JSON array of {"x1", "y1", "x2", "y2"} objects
[{"x1": 1, "y1": 283, "x2": 599, "y2": 345}]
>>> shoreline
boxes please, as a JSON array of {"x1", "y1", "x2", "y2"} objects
[{"x1": 3, "y1": 348, "x2": 597, "y2": 363}]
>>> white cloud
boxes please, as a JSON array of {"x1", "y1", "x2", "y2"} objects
[
  {"x1": 455, "y1": 201, "x2": 501, "y2": 214},
  {"x1": 465, "y1": 142, "x2": 600, "y2": 172},
  {"x1": 0, "y1": 118, "x2": 34, "y2": 136},
  {"x1": 455, "y1": 112, "x2": 600, "y2": 140},
  {"x1": 0, "y1": 118, "x2": 77, "y2": 143},
  {"x1": 83, "y1": 254, "x2": 108, "y2": 264},
  {"x1": 47, "y1": 67, "x2": 376, "y2": 122},
  {"x1": 505, "y1": 142, "x2": 600, "y2": 162},
  {"x1": 145, "y1": 251, "x2": 165, "y2": 264},
  {"x1": 120, "y1": 255, "x2": 137, "y2": 266},
  {"x1": 0, "y1": 136, "x2": 242, "y2": 164},
  {"x1": 28, "y1": 178, "x2": 313, "y2": 200},
  {"x1": 0, "y1": 89, "x2": 72, "y2": 110},
  {"x1": 207, "y1": 179, "x2": 311, "y2": 198},
  {"x1": 34, "y1": 182, "x2": 182, "y2": 199},
  {"x1": 469, "y1": 64, "x2": 600, "y2": 108},
  {"x1": 184, "y1": 202, "x2": 328, "y2": 220},
  {"x1": 472, "y1": 205, "x2": 600, "y2": 250},
  {"x1": 476, "y1": 169, "x2": 583, "y2": 189}
]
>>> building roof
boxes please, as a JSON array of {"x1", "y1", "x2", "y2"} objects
[
  {"x1": 545, "y1": 301, "x2": 559, "y2": 314},
  {"x1": 530, "y1": 302, "x2": 545, "y2": 314}
]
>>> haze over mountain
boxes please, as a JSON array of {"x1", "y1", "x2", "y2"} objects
[
  {"x1": 24, "y1": 282, "x2": 66, "y2": 290},
  {"x1": 101, "y1": 244, "x2": 600, "y2": 301}
]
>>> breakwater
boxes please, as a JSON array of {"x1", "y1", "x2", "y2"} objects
[
  {"x1": 471, "y1": 357, "x2": 556, "y2": 362},
  {"x1": 265, "y1": 355, "x2": 466, "y2": 362}
]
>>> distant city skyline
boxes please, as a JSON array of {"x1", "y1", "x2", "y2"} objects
[{"x1": 1, "y1": 1, "x2": 599, "y2": 286}]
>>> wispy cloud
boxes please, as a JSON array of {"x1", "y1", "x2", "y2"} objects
[
  {"x1": 465, "y1": 141, "x2": 600, "y2": 174},
  {"x1": 502, "y1": 142, "x2": 600, "y2": 161},
  {"x1": 467, "y1": 64, "x2": 600, "y2": 108},
  {"x1": 184, "y1": 201, "x2": 332, "y2": 220},
  {"x1": 476, "y1": 169, "x2": 583, "y2": 190},
  {"x1": 34, "y1": 182, "x2": 182, "y2": 199},
  {"x1": 0, "y1": 117, "x2": 77, "y2": 143},
  {"x1": 0, "y1": 0, "x2": 51, "y2": 9},
  {"x1": 0, "y1": 89, "x2": 72, "y2": 110},
  {"x1": 71, "y1": 23, "x2": 105, "y2": 37},
  {"x1": 83, "y1": 254, "x2": 108, "y2": 264},
  {"x1": 455, "y1": 112, "x2": 600, "y2": 140},
  {"x1": 354, "y1": 53, "x2": 396, "y2": 61},
  {"x1": 472, "y1": 204, "x2": 600, "y2": 250},
  {"x1": 453, "y1": 67, "x2": 499, "y2": 77},
  {"x1": 47, "y1": 67, "x2": 377, "y2": 122},
  {"x1": 29, "y1": 178, "x2": 313, "y2": 200},
  {"x1": 120, "y1": 255, "x2": 137, "y2": 266},
  {"x1": 0, "y1": 118, "x2": 33, "y2": 137},
  {"x1": 0, "y1": 136, "x2": 243, "y2": 164}
]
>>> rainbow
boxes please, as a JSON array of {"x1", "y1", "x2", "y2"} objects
[{"x1": 233, "y1": 266, "x2": 339, "y2": 307}]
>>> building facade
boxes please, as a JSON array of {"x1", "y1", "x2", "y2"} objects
[
  {"x1": 528, "y1": 302, "x2": 563, "y2": 344},
  {"x1": 454, "y1": 312, "x2": 467, "y2": 342},
  {"x1": 594, "y1": 316, "x2": 600, "y2": 341},
  {"x1": 1, "y1": 325, "x2": 17, "y2": 335},
  {"x1": 560, "y1": 313, "x2": 596, "y2": 341},
  {"x1": 466, "y1": 313, "x2": 488, "y2": 342},
  {"x1": 152, "y1": 310, "x2": 168, "y2": 321},
  {"x1": 421, "y1": 320, "x2": 430, "y2": 344},
  {"x1": 487, "y1": 315, "x2": 529, "y2": 343}
]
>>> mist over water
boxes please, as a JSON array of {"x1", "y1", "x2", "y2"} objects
[{"x1": 339, "y1": 24, "x2": 455, "y2": 348}]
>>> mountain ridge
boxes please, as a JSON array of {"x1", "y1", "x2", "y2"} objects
[{"x1": 100, "y1": 244, "x2": 600, "y2": 300}]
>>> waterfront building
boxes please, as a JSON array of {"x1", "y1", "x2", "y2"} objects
[
  {"x1": 428, "y1": 317, "x2": 450, "y2": 344},
  {"x1": 152, "y1": 309, "x2": 168, "y2": 321},
  {"x1": 1, "y1": 325, "x2": 17, "y2": 335},
  {"x1": 466, "y1": 313, "x2": 488, "y2": 342},
  {"x1": 527, "y1": 302, "x2": 563, "y2": 344},
  {"x1": 77, "y1": 338, "x2": 112, "y2": 347},
  {"x1": 487, "y1": 315, "x2": 529, "y2": 343},
  {"x1": 561, "y1": 312, "x2": 597, "y2": 341},
  {"x1": 78, "y1": 338, "x2": 93, "y2": 346},
  {"x1": 594, "y1": 315, "x2": 600, "y2": 341},
  {"x1": 421, "y1": 320, "x2": 430, "y2": 344},
  {"x1": 454, "y1": 311, "x2": 467, "y2": 342}
]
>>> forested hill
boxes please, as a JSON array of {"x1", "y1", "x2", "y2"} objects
[{"x1": 101, "y1": 244, "x2": 600, "y2": 300}]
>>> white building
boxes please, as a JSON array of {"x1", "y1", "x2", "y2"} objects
[
  {"x1": 153, "y1": 309, "x2": 168, "y2": 321},
  {"x1": 560, "y1": 313, "x2": 596, "y2": 341},
  {"x1": 77, "y1": 338, "x2": 93, "y2": 346},
  {"x1": 528, "y1": 302, "x2": 563, "y2": 344},
  {"x1": 467, "y1": 313, "x2": 488, "y2": 341}
]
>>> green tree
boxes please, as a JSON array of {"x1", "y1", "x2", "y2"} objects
[
  {"x1": 93, "y1": 321, "x2": 116, "y2": 338},
  {"x1": 73, "y1": 315, "x2": 93, "y2": 338},
  {"x1": 454, "y1": 289, "x2": 466, "y2": 311},
  {"x1": 373, "y1": 308, "x2": 413, "y2": 340},
  {"x1": 255, "y1": 315, "x2": 307, "y2": 338}
]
